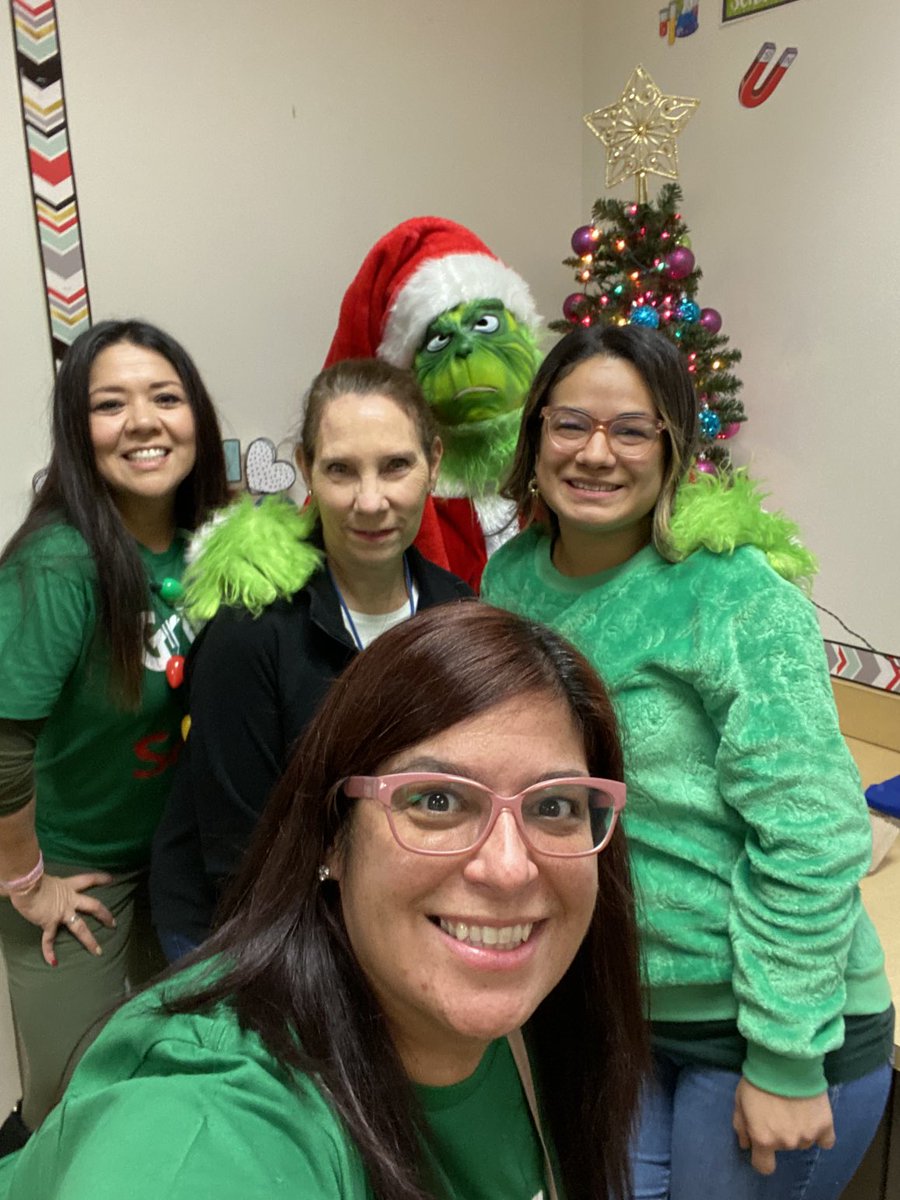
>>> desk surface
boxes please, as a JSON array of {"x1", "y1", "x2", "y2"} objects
[
  {"x1": 845, "y1": 726, "x2": 900, "y2": 1059},
  {"x1": 861, "y1": 837, "x2": 900, "y2": 1059}
]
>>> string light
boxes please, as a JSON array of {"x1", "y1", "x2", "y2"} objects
[{"x1": 615, "y1": 238, "x2": 626, "y2": 251}]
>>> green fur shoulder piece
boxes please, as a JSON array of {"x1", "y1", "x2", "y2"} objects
[
  {"x1": 183, "y1": 494, "x2": 323, "y2": 622},
  {"x1": 669, "y1": 470, "x2": 818, "y2": 590}
]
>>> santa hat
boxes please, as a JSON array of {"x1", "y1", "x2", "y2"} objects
[{"x1": 323, "y1": 216, "x2": 540, "y2": 369}]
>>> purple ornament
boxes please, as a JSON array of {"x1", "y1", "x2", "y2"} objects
[
  {"x1": 716, "y1": 422, "x2": 741, "y2": 440},
  {"x1": 570, "y1": 225, "x2": 598, "y2": 256},
  {"x1": 700, "y1": 307, "x2": 722, "y2": 334},
  {"x1": 562, "y1": 293, "x2": 588, "y2": 323},
  {"x1": 665, "y1": 247, "x2": 695, "y2": 280},
  {"x1": 695, "y1": 458, "x2": 718, "y2": 476}
]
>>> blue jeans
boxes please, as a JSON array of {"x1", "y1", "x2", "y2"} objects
[{"x1": 632, "y1": 1053, "x2": 892, "y2": 1200}]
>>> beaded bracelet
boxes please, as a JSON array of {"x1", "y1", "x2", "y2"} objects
[{"x1": 1, "y1": 853, "x2": 44, "y2": 896}]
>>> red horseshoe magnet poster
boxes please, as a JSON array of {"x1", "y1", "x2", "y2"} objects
[{"x1": 739, "y1": 42, "x2": 798, "y2": 107}]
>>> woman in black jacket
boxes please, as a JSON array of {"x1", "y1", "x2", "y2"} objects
[{"x1": 150, "y1": 359, "x2": 472, "y2": 957}]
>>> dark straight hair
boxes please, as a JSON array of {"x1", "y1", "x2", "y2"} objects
[
  {"x1": 504, "y1": 323, "x2": 699, "y2": 557},
  {"x1": 166, "y1": 602, "x2": 648, "y2": 1200},
  {"x1": 0, "y1": 320, "x2": 229, "y2": 706}
]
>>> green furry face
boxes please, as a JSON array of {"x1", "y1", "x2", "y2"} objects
[{"x1": 413, "y1": 300, "x2": 541, "y2": 429}]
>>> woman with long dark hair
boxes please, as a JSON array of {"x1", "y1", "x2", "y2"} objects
[
  {"x1": 0, "y1": 603, "x2": 649, "y2": 1199},
  {"x1": 150, "y1": 358, "x2": 471, "y2": 959},
  {"x1": 0, "y1": 319, "x2": 228, "y2": 1128},
  {"x1": 482, "y1": 324, "x2": 893, "y2": 1198}
]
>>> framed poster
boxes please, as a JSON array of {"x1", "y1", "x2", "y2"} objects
[{"x1": 722, "y1": 0, "x2": 800, "y2": 20}]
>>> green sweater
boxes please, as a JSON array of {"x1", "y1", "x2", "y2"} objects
[
  {"x1": 0, "y1": 972, "x2": 551, "y2": 1199},
  {"x1": 482, "y1": 527, "x2": 890, "y2": 1097}
]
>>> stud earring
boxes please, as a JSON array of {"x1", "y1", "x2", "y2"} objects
[{"x1": 317, "y1": 864, "x2": 331, "y2": 883}]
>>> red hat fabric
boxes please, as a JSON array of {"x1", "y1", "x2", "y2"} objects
[{"x1": 323, "y1": 216, "x2": 539, "y2": 369}]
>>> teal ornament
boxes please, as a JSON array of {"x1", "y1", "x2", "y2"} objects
[
  {"x1": 677, "y1": 300, "x2": 701, "y2": 323},
  {"x1": 630, "y1": 305, "x2": 660, "y2": 329},
  {"x1": 699, "y1": 409, "x2": 722, "y2": 438},
  {"x1": 159, "y1": 577, "x2": 185, "y2": 603}
]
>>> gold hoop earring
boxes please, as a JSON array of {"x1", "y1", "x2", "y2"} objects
[{"x1": 528, "y1": 477, "x2": 541, "y2": 499}]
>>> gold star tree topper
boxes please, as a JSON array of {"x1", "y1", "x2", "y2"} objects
[{"x1": 584, "y1": 65, "x2": 699, "y2": 202}]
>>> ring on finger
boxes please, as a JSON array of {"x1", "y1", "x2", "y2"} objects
[{"x1": 66, "y1": 914, "x2": 79, "y2": 926}]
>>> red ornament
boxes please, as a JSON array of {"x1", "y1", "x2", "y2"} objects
[
  {"x1": 562, "y1": 293, "x2": 588, "y2": 323},
  {"x1": 166, "y1": 655, "x2": 185, "y2": 689}
]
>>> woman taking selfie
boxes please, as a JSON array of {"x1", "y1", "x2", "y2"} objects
[
  {"x1": 0, "y1": 319, "x2": 228, "y2": 1128},
  {"x1": 482, "y1": 324, "x2": 892, "y2": 1199},
  {"x1": 0, "y1": 603, "x2": 648, "y2": 1199},
  {"x1": 150, "y1": 359, "x2": 471, "y2": 959}
]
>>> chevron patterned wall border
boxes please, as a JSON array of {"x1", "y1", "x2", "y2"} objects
[
  {"x1": 9, "y1": 0, "x2": 91, "y2": 366},
  {"x1": 826, "y1": 641, "x2": 900, "y2": 694}
]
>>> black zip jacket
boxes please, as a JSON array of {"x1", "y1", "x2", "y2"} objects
[{"x1": 149, "y1": 549, "x2": 472, "y2": 944}]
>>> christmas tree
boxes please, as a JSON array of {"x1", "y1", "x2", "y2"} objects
[{"x1": 553, "y1": 183, "x2": 745, "y2": 473}]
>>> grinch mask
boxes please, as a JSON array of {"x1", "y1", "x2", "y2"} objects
[{"x1": 413, "y1": 299, "x2": 541, "y2": 493}]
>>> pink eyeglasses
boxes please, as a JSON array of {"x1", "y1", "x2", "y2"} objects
[{"x1": 342, "y1": 773, "x2": 626, "y2": 858}]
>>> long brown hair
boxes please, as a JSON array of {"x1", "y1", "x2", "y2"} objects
[
  {"x1": 167, "y1": 602, "x2": 648, "y2": 1200},
  {"x1": 0, "y1": 320, "x2": 229, "y2": 706}
]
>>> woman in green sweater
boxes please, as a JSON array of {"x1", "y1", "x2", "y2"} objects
[{"x1": 481, "y1": 324, "x2": 892, "y2": 1199}]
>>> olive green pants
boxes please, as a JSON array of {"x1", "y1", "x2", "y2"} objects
[{"x1": 0, "y1": 863, "x2": 165, "y2": 1129}]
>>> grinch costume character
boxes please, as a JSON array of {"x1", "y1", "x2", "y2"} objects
[{"x1": 324, "y1": 217, "x2": 543, "y2": 590}]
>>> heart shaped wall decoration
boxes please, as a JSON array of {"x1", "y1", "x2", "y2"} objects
[{"x1": 245, "y1": 438, "x2": 296, "y2": 494}]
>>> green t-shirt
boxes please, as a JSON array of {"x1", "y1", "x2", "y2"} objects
[
  {"x1": 0, "y1": 973, "x2": 552, "y2": 1199},
  {"x1": 0, "y1": 522, "x2": 193, "y2": 869}
]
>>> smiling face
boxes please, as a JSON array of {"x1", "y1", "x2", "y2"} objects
[
  {"x1": 535, "y1": 354, "x2": 665, "y2": 567},
  {"x1": 300, "y1": 392, "x2": 440, "y2": 581},
  {"x1": 88, "y1": 341, "x2": 197, "y2": 522},
  {"x1": 331, "y1": 692, "x2": 599, "y2": 1085}
]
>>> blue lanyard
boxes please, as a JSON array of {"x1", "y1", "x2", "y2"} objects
[{"x1": 328, "y1": 556, "x2": 415, "y2": 651}]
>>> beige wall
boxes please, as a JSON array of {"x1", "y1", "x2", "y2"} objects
[
  {"x1": 579, "y1": 0, "x2": 900, "y2": 653},
  {"x1": 1, "y1": 0, "x2": 583, "y2": 528}
]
